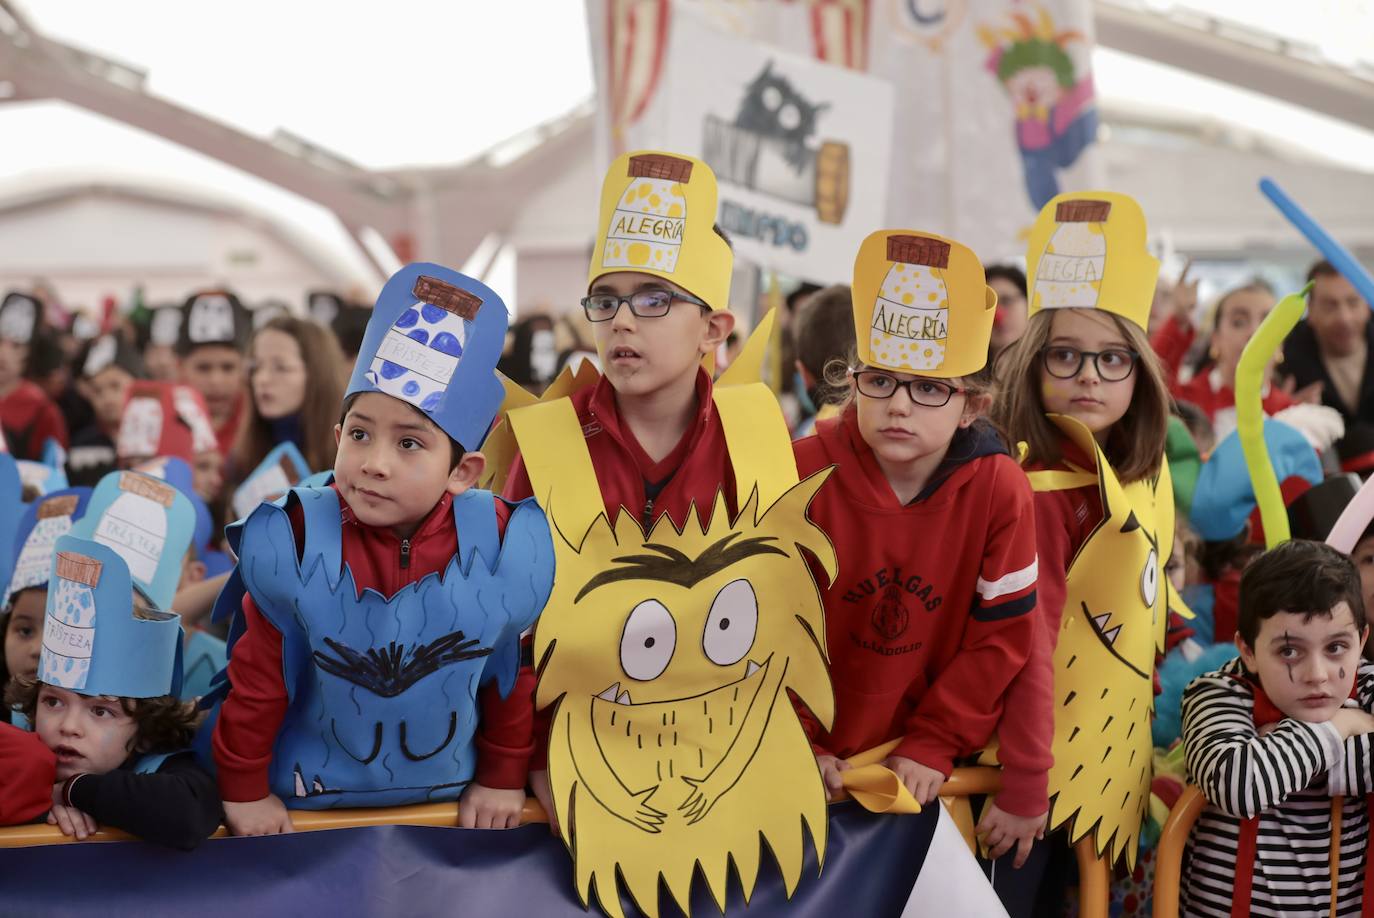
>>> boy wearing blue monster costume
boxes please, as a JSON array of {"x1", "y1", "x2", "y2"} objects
[{"x1": 209, "y1": 265, "x2": 553, "y2": 836}]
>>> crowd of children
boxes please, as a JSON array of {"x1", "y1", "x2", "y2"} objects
[{"x1": 0, "y1": 148, "x2": 1370, "y2": 918}]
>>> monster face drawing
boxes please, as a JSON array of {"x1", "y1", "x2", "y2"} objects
[
  {"x1": 535, "y1": 474, "x2": 836, "y2": 918},
  {"x1": 1034, "y1": 416, "x2": 1181, "y2": 868}
]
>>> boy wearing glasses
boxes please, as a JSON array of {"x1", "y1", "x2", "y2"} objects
[
  {"x1": 502, "y1": 151, "x2": 740, "y2": 826},
  {"x1": 792, "y1": 231, "x2": 1041, "y2": 865}
]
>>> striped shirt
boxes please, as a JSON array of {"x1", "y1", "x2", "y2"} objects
[{"x1": 1181, "y1": 657, "x2": 1374, "y2": 917}]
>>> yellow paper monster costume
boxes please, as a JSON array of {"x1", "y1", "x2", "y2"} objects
[
  {"x1": 506, "y1": 323, "x2": 838, "y2": 917},
  {"x1": 1022, "y1": 191, "x2": 1186, "y2": 868}
]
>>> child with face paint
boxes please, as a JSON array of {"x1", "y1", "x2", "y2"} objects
[
  {"x1": 0, "y1": 538, "x2": 221, "y2": 849},
  {"x1": 989, "y1": 193, "x2": 1185, "y2": 902},
  {"x1": 1181, "y1": 539, "x2": 1374, "y2": 916},
  {"x1": 791, "y1": 232, "x2": 1041, "y2": 870}
]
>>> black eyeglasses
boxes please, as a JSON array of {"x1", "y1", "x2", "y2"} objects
[
  {"x1": 580, "y1": 288, "x2": 710, "y2": 322},
  {"x1": 852, "y1": 370, "x2": 967, "y2": 408},
  {"x1": 1039, "y1": 346, "x2": 1139, "y2": 382}
]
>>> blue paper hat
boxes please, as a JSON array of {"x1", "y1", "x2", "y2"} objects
[
  {"x1": 16, "y1": 458, "x2": 68, "y2": 497},
  {"x1": 131, "y1": 457, "x2": 212, "y2": 556},
  {"x1": 345, "y1": 264, "x2": 509, "y2": 450},
  {"x1": 230, "y1": 442, "x2": 310, "y2": 522},
  {"x1": 38, "y1": 535, "x2": 184, "y2": 699},
  {"x1": 0, "y1": 454, "x2": 23, "y2": 596},
  {"x1": 1190, "y1": 418, "x2": 1323, "y2": 542},
  {"x1": 70, "y1": 470, "x2": 196, "y2": 612},
  {"x1": 5, "y1": 488, "x2": 92, "y2": 607}
]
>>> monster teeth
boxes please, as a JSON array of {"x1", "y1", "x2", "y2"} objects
[
  {"x1": 616, "y1": 690, "x2": 633, "y2": 705},
  {"x1": 1103, "y1": 625, "x2": 1122, "y2": 645},
  {"x1": 294, "y1": 767, "x2": 307, "y2": 798},
  {"x1": 745, "y1": 660, "x2": 761, "y2": 677},
  {"x1": 312, "y1": 777, "x2": 325, "y2": 794},
  {"x1": 597, "y1": 682, "x2": 621, "y2": 702},
  {"x1": 1092, "y1": 613, "x2": 1111, "y2": 632}
]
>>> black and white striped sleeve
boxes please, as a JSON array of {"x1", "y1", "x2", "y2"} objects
[
  {"x1": 1337, "y1": 663, "x2": 1374, "y2": 797},
  {"x1": 1182, "y1": 670, "x2": 1344, "y2": 819}
]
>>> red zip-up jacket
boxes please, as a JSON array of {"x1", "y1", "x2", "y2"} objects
[
  {"x1": 0, "y1": 379, "x2": 68, "y2": 460},
  {"x1": 503, "y1": 367, "x2": 737, "y2": 766},
  {"x1": 792, "y1": 411, "x2": 1043, "y2": 814},
  {"x1": 211, "y1": 485, "x2": 527, "y2": 803}
]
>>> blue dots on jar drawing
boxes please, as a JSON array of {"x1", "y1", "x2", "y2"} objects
[
  {"x1": 379, "y1": 360, "x2": 407, "y2": 380},
  {"x1": 421, "y1": 392, "x2": 442, "y2": 412},
  {"x1": 408, "y1": 329, "x2": 430, "y2": 345},
  {"x1": 402, "y1": 380, "x2": 421, "y2": 398},
  {"x1": 396, "y1": 308, "x2": 421, "y2": 329},
  {"x1": 431, "y1": 332, "x2": 463, "y2": 358},
  {"x1": 421, "y1": 304, "x2": 447, "y2": 324}
]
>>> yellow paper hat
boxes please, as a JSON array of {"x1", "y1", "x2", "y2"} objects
[
  {"x1": 1026, "y1": 191, "x2": 1159, "y2": 332},
  {"x1": 589, "y1": 150, "x2": 732, "y2": 310},
  {"x1": 852, "y1": 230, "x2": 997, "y2": 379}
]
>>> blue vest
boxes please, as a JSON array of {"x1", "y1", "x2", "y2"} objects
[{"x1": 213, "y1": 487, "x2": 552, "y2": 809}]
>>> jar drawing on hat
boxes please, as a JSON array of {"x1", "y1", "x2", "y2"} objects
[
  {"x1": 602, "y1": 154, "x2": 691, "y2": 274},
  {"x1": 869, "y1": 236, "x2": 952, "y2": 372},
  {"x1": 368, "y1": 275, "x2": 482, "y2": 414},
  {"x1": 1033, "y1": 200, "x2": 1111, "y2": 310},
  {"x1": 9, "y1": 495, "x2": 82, "y2": 603},
  {"x1": 40, "y1": 552, "x2": 104, "y2": 690},
  {"x1": 186, "y1": 294, "x2": 236, "y2": 344},
  {"x1": 93, "y1": 474, "x2": 174, "y2": 586},
  {"x1": 117, "y1": 394, "x2": 164, "y2": 459}
]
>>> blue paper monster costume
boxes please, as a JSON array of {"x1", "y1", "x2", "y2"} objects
[{"x1": 204, "y1": 264, "x2": 553, "y2": 810}]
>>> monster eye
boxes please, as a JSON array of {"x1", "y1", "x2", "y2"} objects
[
  {"x1": 703, "y1": 579, "x2": 758, "y2": 667},
  {"x1": 761, "y1": 85, "x2": 783, "y2": 111},
  {"x1": 620, "y1": 599, "x2": 676, "y2": 681},
  {"x1": 777, "y1": 103, "x2": 801, "y2": 131},
  {"x1": 1140, "y1": 549, "x2": 1158, "y2": 608}
]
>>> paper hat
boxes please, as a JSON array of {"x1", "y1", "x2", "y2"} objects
[
  {"x1": 147, "y1": 305, "x2": 183, "y2": 349},
  {"x1": 852, "y1": 230, "x2": 997, "y2": 379},
  {"x1": 132, "y1": 457, "x2": 213, "y2": 559},
  {"x1": 345, "y1": 263, "x2": 509, "y2": 450},
  {"x1": 230, "y1": 441, "x2": 310, "y2": 521},
  {"x1": 177, "y1": 289, "x2": 250, "y2": 354},
  {"x1": 1189, "y1": 419, "x2": 1322, "y2": 542},
  {"x1": 38, "y1": 535, "x2": 184, "y2": 699},
  {"x1": 80, "y1": 333, "x2": 144, "y2": 380},
  {"x1": 589, "y1": 150, "x2": 732, "y2": 310},
  {"x1": 0, "y1": 292, "x2": 39, "y2": 344},
  {"x1": 1026, "y1": 191, "x2": 1159, "y2": 332},
  {"x1": 71, "y1": 470, "x2": 196, "y2": 612},
  {"x1": 115, "y1": 382, "x2": 219, "y2": 462},
  {"x1": 16, "y1": 459, "x2": 68, "y2": 497},
  {"x1": 4, "y1": 488, "x2": 92, "y2": 607}
]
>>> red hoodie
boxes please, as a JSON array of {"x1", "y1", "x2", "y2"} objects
[
  {"x1": 793, "y1": 410, "x2": 1044, "y2": 815},
  {"x1": 211, "y1": 485, "x2": 526, "y2": 803},
  {"x1": 0, "y1": 723, "x2": 57, "y2": 825},
  {"x1": 503, "y1": 367, "x2": 738, "y2": 766},
  {"x1": 0, "y1": 379, "x2": 68, "y2": 460}
]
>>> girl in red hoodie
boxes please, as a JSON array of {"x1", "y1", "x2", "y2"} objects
[{"x1": 793, "y1": 230, "x2": 1041, "y2": 867}]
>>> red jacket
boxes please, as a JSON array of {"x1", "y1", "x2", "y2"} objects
[
  {"x1": 0, "y1": 723, "x2": 56, "y2": 825},
  {"x1": 503, "y1": 368, "x2": 738, "y2": 767},
  {"x1": 1151, "y1": 313, "x2": 1195, "y2": 385},
  {"x1": 0, "y1": 380, "x2": 68, "y2": 460},
  {"x1": 793, "y1": 411, "x2": 1043, "y2": 815},
  {"x1": 1172, "y1": 367, "x2": 1295, "y2": 423},
  {"x1": 211, "y1": 485, "x2": 527, "y2": 803}
]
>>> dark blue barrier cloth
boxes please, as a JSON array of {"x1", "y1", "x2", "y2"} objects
[{"x1": 0, "y1": 801, "x2": 937, "y2": 917}]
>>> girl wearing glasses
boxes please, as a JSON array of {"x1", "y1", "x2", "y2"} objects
[{"x1": 792, "y1": 231, "x2": 1043, "y2": 895}]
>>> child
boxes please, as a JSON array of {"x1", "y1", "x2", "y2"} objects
[
  {"x1": 791, "y1": 283, "x2": 856, "y2": 438},
  {"x1": 991, "y1": 192, "x2": 1184, "y2": 877},
  {"x1": 1181, "y1": 539, "x2": 1374, "y2": 916},
  {"x1": 0, "y1": 535, "x2": 221, "y2": 849},
  {"x1": 68, "y1": 333, "x2": 145, "y2": 487},
  {"x1": 792, "y1": 232, "x2": 1040, "y2": 824},
  {"x1": 501, "y1": 150, "x2": 738, "y2": 825},
  {"x1": 141, "y1": 304, "x2": 183, "y2": 382},
  {"x1": 176, "y1": 290, "x2": 251, "y2": 456},
  {"x1": 232, "y1": 315, "x2": 346, "y2": 486},
  {"x1": 209, "y1": 264, "x2": 552, "y2": 835},
  {"x1": 0, "y1": 292, "x2": 68, "y2": 461}
]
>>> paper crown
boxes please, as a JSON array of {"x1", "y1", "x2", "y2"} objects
[
  {"x1": 81, "y1": 333, "x2": 144, "y2": 380},
  {"x1": 38, "y1": 535, "x2": 184, "y2": 700},
  {"x1": 4, "y1": 488, "x2": 92, "y2": 607},
  {"x1": 177, "y1": 289, "x2": 250, "y2": 354},
  {"x1": 71, "y1": 470, "x2": 196, "y2": 612},
  {"x1": 132, "y1": 457, "x2": 213, "y2": 558},
  {"x1": 0, "y1": 292, "x2": 39, "y2": 344},
  {"x1": 589, "y1": 150, "x2": 732, "y2": 310},
  {"x1": 231, "y1": 441, "x2": 310, "y2": 521},
  {"x1": 16, "y1": 458, "x2": 68, "y2": 498},
  {"x1": 1025, "y1": 191, "x2": 1159, "y2": 332},
  {"x1": 346, "y1": 263, "x2": 509, "y2": 450},
  {"x1": 852, "y1": 230, "x2": 997, "y2": 379},
  {"x1": 116, "y1": 382, "x2": 218, "y2": 462},
  {"x1": 148, "y1": 305, "x2": 183, "y2": 348}
]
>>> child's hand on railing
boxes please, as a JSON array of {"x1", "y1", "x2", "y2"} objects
[
  {"x1": 223, "y1": 794, "x2": 294, "y2": 836},
  {"x1": 882, "y1": 755, "x2": 945, "y2": 806},
  {"x1": 975, "y1": 802, "x2": 1046, "y2": 868},
  {"x1": 458, "y1": 782, "x2": 525, "y2": 829}
]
